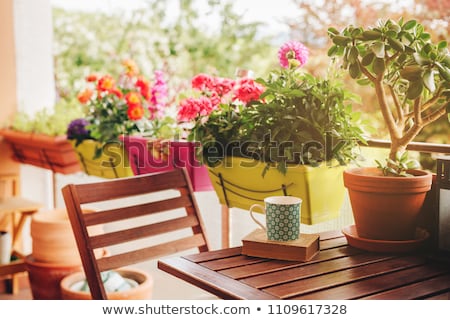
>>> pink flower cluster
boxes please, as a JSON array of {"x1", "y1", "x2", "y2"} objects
[
  {"x1": 278, "y1": 41, "x2": 309, "y2": 69},
  {"x1": 149, "y1": 70, "x2": 169, "y2": 119},
  {"x1": 177, "y1": 73, "x2": 264, "y2": 122}
]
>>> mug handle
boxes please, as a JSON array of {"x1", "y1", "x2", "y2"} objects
[{"x1": 249, "y1": 204, "x2": 266, "y2": 231}]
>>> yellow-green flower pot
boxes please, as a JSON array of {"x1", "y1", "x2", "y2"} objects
[
  {"x1": 72, "y1": 140, "x2": 133, "y2": 179},
  {"x1": 208, "y1": 157, "x2": 347, "y2": 225}
]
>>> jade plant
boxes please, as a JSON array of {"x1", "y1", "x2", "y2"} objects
[{"x1": 328, "y1": 18, "x2": 450, "y2": 164}]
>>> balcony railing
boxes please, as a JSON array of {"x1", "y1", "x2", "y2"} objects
[{"x1": 364, "y1": 138, "x2": 450, "y2": 155}]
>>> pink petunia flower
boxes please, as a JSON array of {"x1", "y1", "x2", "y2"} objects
[
  {"x1": 191, "y1": 73, "x2": 215, "y2": 91},
  {"x1": 177, "y1": 97, "x2": 214, "y2": 122},
  {"x1": 213, "y1": 77, "x2": 236, "y2": 97},
  {"x1": 278, "y1": 41, "x2": 309, "y2": 69},
  {"x1": 233, "y1": 78, "x2": 265, "y2": 103}
]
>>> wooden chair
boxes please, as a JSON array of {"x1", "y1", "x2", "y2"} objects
[
  {"x1": 61, "y1": 168, "x2": 210, "y2": 300},
  {"x1": 0, "y1": 174, "x2": 43, "y2": 294}
]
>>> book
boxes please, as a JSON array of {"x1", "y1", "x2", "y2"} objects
[{"x1": 241, "y1": 229, "x2": 320, "y2": 262}]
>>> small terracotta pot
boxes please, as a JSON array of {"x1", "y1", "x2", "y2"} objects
[
  {"x1": 25, "y1": 255, "x2": 82, "y2": 300},
  {"x1": 30, "y1": 208, "x2": 103, "y2": 265},
  {"x1": 60, "y1": 268, "x2": 154, "y2": 300},
  {"x1": 343, "y1": 167, "x2": 432, "y2": 241}
]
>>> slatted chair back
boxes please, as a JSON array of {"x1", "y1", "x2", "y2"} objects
[{"x1": 61, "y1": 168, "x2": 210, "y2": 299}]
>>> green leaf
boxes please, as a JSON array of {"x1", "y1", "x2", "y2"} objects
[
  {"x1": 373, "y1": 57, "x2": 385, "y2": 75},
  {"x1": 361, "y1": 52, "x2": 375, "y2": 66},
  {"x1": 327, "y1": 45, "x2": 338, "y2": 57},
  {"x1": 413, "y1": 53, "x2": 431, "y2": 66},
  {"x1": 332, "y1": 35, "x2": 352, "y2": 46},
  {"x1": 387, "y1": 37, "x2": 405, "y2": 52},
  {"x1": 348, "y1": 46, "x2": 359, "y2": 63},
  {"x1": 370, "y1": 41, "x2": 385, "y2": 58},
  {"x1": 356, "y1": 78, "x2": 371, "y2": 85},
  {"x1": 438, "y1": 40, "x2": 448, "y2": 50},
  {"x1": 436, "y1": 61, "x2": 450, "y2": 82},
  {"x1": 403, "y1": 20, "x2": 417, "y2": 30},
  {"x1": 362, "y1": 30, "x2": 382, "y2": 40},
  {"x1": 406, "y1": 159, "x2": 420, "y2": 169},
  {"x1": 406, "y1": 80, "x2": 424, "y2": 100},
  {"x1": 420, "y1": 33, "x2": 431, "y2": 41},
  {"x1": 328, "y1": 27, "x2": 340, "y2": 35},
  {"x1": 349, "y1": 62, "x2": 361, "y2": 79},
  {"x1": 400, "y1": 65, "x2": 422, "y2": 81},
  {"x1": 422, "y1": 69, "x2": 436, "y2": 92}
]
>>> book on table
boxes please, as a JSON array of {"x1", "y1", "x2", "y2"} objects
[{"x1": 241, "y1": 228, "x2": 320, "y2": 262}]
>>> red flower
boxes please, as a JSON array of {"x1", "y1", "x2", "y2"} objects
[
  {"x1": 125, "y1": 92, "x2": 141, "y2": 107},
  {"x1": 85, "y1": 74, "x2": 98, "y2": 82},
  {"x1": 127, "y1": 104, "x2": 144, "y2": 120},
  {"x1": 233, "y1": 78, "x2": 265, "y2": 103},
  {"x1": 110, "y1": 88, "x2": 123, "y2": 99},
  {"x1": 135, "y1": 77, "x2": 151, "y2": 100},
  {"x1": 213, "y1": 77, "x2": 235, "y2": 96},
  {"x1": 177, "y1": 97, "x2": 214, "y2": 121},
  {"x1": 77, "y1": 89, "x2": 93, "y2": 104},
  {"x1": 97, "y1": 75, "x2": 115, "y2": 92},
  {"x1": 191, "y1": 73, "x2": 215, "y2": 91}
]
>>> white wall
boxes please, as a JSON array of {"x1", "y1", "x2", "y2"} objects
[{"x1": 13, "y1": 0, "x2": 55, "y2": 209}]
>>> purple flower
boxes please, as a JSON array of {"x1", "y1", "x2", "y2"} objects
[
  {"x1": 278, "y1": 41, "x2": 309, "y2": 69},
  {"x1": 67, "y1": 118, "x2": 91, "y2": 140}
]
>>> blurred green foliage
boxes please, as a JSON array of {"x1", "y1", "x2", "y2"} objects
[{"x1": 52, "y1": 0, "x2": 277, "y2": 103}]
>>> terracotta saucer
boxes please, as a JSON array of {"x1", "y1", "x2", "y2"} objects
[{"x1": 342, "y1": 225, "x2": 430, "y2": 253}]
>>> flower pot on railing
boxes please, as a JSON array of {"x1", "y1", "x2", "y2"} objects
[
  {"x1": 0, "y1": 128, "x2": 81, "y2": 174},
  {"x1": 120, "y1": 136, "x2": 212, "y2": 192},
  {"x1": 71, "y1": 140, "x2": 134, "y2": 179},
  {"x1": 208, "y1": 156, "x2": 347, "y2": 225}
]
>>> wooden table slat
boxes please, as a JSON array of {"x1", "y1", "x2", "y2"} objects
[
  {"x1": 200, "y1": 255, "x2": 268, "y2": 271},
  {"x1": 221, "y1": 246, "x2": 366, "y2": 280},
  {"x1": 241, "y1": 252, "x2": 397, "y2": 289},
  {"x1": 319, "y1": 237, "x2": 348, "y2": 250},
  {"x1": 292, "y1": 264, "x2": 450, "y2": 300},
  {"x1": 158, "y1": 256, "x2": 278, "y2": 300},
  {"x1": 314, "y1": 230, "x2": 344, "y2": 240},
  {"x1": 425, "y1": 292, "x2": 450, "y2": 300},
  {"x1": 263, "y1": 256, "x2": 427, "y2": 299},
  {"x1": 361, "y1": 272, "x2": 450, "y2": 300},
  {"x1": 184, "y1": 247, "x2": 242, "y2": 263}
]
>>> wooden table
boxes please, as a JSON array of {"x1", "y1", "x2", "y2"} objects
[{"x1": 158, "y1": 230, "x2": 450, "y2": 300}]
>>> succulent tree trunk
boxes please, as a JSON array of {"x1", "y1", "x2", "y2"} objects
[
  {"x1": 369, "y1": 65, "x2": 447, "y2": 162},
  {"x1": 328, "y1": 19, "x2": 450, "y2": 166}
]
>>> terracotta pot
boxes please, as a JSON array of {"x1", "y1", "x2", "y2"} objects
[
  {"x1": 0, "y1": 128, "x2": 81, "y2": 174},
  {"x1": 343, "y1": 167, "x2": 432, "y2": 241},
  {"x1": 30, "y1": 208, "x2": 104, "y2": 265},
  {"x1": 60, "y1": 268, "x2": 154, "y2": 300},
  {"x1": 25, "y1": 255, "x2": 82, "y2": 300}
]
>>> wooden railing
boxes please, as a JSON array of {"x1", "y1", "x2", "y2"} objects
[{"x1": 364, "y1": 138, "x2": 450, "y2": 155}]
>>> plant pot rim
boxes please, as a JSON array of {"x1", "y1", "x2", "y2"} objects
[
  {"x1": 60, "y1": 267, "x2": 153, "y2": 299},
  {"x1": 343, "y1": 166, "x2": 432, "y2": 194},
  {"x1": 344, "y1": 166, "x2": 432, "y2": 178},
  {"x1": 212, "y1": 156, "x2": 345, "y2": 170}
]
